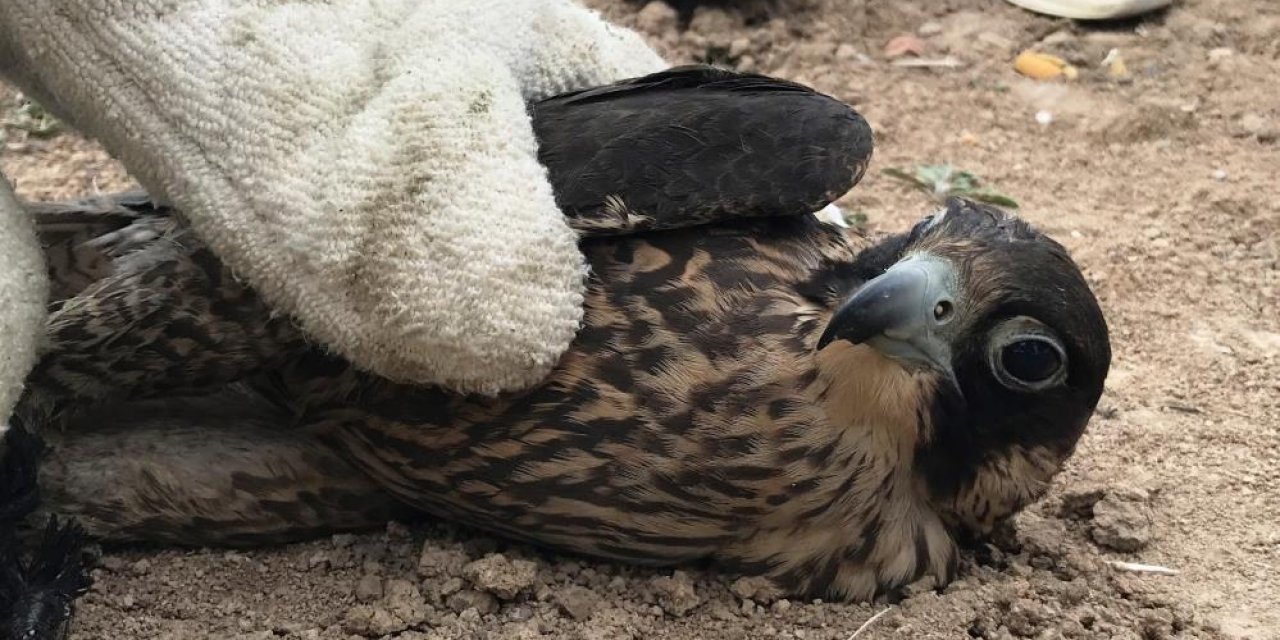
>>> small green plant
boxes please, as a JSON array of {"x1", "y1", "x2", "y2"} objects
[
  {"x1": 814, "y1": 203, "x2": 869, "y2": 230},
  {"x1": 883, "y1": 164, "x2": 1019, "y2": 209},
  {"x1": 843, "y1": 209, "x2": 869, "y2": 229},
  {"x1": 2, "y1": 99, "x2": 64, "y2": 139}
]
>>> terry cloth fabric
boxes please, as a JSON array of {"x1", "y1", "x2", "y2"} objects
[
  {"x1": 0, "y1": 174, "x2": 48, "y2": 429},
  {"x1": 0, "y1": 0, "x2": 666, "y2": 395}
]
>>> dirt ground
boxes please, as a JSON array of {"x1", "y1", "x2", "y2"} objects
[{"x1": 2, "y1": 0, "x2": 1277, "y2": 638}]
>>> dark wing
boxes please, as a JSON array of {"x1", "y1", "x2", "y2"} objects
[{"x1": 533, "y1": 65, "x2": 874, "y2": 235}]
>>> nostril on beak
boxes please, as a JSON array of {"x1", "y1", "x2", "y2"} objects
[{"x1": 933, "y1": 299, "x2": 955, "y2": 324}]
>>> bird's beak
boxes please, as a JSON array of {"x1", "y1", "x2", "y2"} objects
[{"x1": 818, "y1": 254, "x2": 961, "y2": 385}]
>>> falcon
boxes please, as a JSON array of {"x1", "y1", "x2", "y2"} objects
[{"x1": 1, "y1": 67, "x2": 1109, "y2": 633}]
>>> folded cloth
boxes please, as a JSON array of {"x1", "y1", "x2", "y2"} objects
[
  {"x1": 0, "y1": 0, "x2": 666, "y2": 395},
  {"x1": 0, "y1": 175, "x2": 47, "y2": 429}
]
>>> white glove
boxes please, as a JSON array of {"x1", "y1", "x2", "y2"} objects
[
  {"x1": 0, "y1": 175, "x2": 47, "y2": 428},
  {"x1": 0, "y1": 0, "x2": 666, "y2": 395}
]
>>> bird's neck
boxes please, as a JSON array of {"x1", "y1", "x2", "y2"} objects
[{"x1": 809, "y1": 341, "x2": 936, "y2": 462}]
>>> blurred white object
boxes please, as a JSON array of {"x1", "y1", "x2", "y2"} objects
[
  {"x1": 1004, "y1": 0, "x2": 1172, "y2": 20},
  {"x1": 814, "y1": 203, "x2": 850, "y2": 228},
  {"x1": 0, "y1": 175, "x2": 47, "y2": 427},
  {"x1": 1035, "y1": 110, "x2": 1054, "y2": 126}
]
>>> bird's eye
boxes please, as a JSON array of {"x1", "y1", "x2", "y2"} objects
[
  {"x1": 987, "y1": 320, "x2": 1069, "y2": 391},
  {"x1": 993, "y1": 335, "x2": 1064, "y2": 389},
  {"x1": 1001, "y1": 339, "x2": 1062, "y2": 384}
]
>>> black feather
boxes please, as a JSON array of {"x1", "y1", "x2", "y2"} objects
[
  {"x1": 1, "y1": 425, "x2": 93, "y2": 640},
  {"x1": 1, "y1": 518, "x2": 92, "y2": 640},
  {"x1": 0, "y1": 422, "x2": 42, "y2": 527}
]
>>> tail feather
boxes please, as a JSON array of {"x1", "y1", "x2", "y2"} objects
[
  {"x1": 0, "y1": 421, "x2": 43, "y2": 526},
  {"x1": 0, "y1": 426, "x2": 93, "y2": 640}
]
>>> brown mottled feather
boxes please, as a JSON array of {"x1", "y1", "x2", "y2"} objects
[
  {"x1": 34, "y1": 393, "x2": 409, "y2": 547},
  {"x1": 18, "y1": 205, "x2": 305, "y2": 428}
]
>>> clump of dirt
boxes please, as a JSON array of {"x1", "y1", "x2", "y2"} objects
[{"x1": 3, "y1": 0, "x2": 1277, "y2": 638}]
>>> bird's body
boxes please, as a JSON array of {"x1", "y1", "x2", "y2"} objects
[
  {"x1": 5, "y1": 67, "x2": 1109, "y2": 608},
  {"x1": 20, "y1": 198, "x2": 1108, "y2": 602}
]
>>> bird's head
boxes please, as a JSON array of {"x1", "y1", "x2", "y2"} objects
[{"x1": 817, "y1": 198, "x2": 1110, "y2": 533}]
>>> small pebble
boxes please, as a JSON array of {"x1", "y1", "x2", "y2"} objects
[
  {"x1": 462, "y1": 554, "x2": 539, "y2": 600},
  {"x1": 307, "y1": 552, "x2": 330, "y2": 571},
  {"x1": 1239, "y1": 113, "x2": 1277, "y2": 141},
  {"x1": 439, "y1": 576, "x2": 465, "y2": 597},
  {"x1": 1041, "y1": 29, "x2": 1075, "y2": 45},
  {"x1": 355, "y1": 575, "x2": 383, "y2": 603},
  {"x1": 447, "y1": 590, "x2": 500, "y2": 616},
  {"x1": 418, "y1": 546, "x2": 470, "y2": 579},
  {"x1": 635, "y1": 0, "x2": 678, "y2": 34},
  {"x1": 1091, "y1": 489, "x2": 1154, "y2": 552},
  {"x1": 1207, "y1": 47, "x2": 1234, "y2": 62},
  {"x1": 555, "y1": 585, "x2": 601, "y2": 621},
  {"x1": 650, "y1": 571, "x2": 702, "y2": 617},
  {"x1": 732, "y1": 576, "x2": 778, "y2": 604}
]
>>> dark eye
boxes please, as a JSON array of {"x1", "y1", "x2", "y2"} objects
[{"x1": 1000, "y1": 339, "x2": 1063, "y2": 384}]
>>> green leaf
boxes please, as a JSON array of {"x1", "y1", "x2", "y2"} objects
[
  {"x1": 948, "y1": 169, "x2": 980, "y2": 192},
  {"x1": 965, "y1": 189, "x2": 1021, "y2": 209},
  {"x1": 2, "y1": 100, "x2": 64, "y2": 139},
  {"x1": 882, "y1": 167, "x2": 925, "y2": 188},
  {"x1": 915, "y1": 164, "x2": 954, "y2": 188},
  {"x1": 884, "y1": 163, "x2": 1019, "y2": 209}
]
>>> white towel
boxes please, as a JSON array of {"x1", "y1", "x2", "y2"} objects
[
  {"x1": 0, "y1": 0, "x2": 665, "y2": 395},
  {"x1": 0, "y1": 176, "x2": 47, "y2": 427}
]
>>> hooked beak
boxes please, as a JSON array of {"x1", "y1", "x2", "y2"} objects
[{"x1": 817, "y1": 254, "x2": 961, "y2": 384}]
